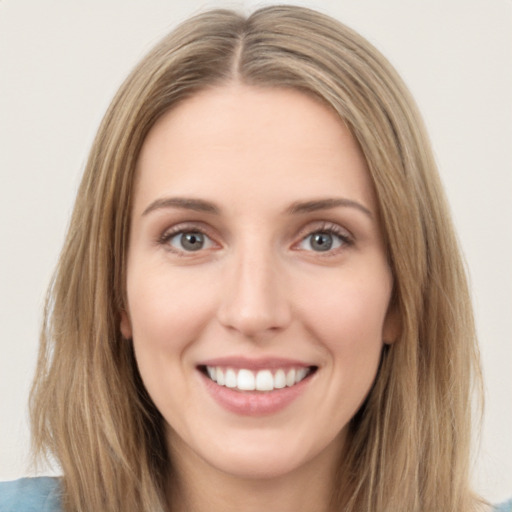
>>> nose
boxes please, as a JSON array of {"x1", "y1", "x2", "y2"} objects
[{"x1": 217, "y1": 245, "x2": 292, "y2": 339}]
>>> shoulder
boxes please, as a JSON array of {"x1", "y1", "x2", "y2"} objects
[
  {"x1": 0, "y1": 477, "x2": 61, "y2": 512},
  {"x1": 494, "y1": 498, "x2": 512, "y2": 512}
]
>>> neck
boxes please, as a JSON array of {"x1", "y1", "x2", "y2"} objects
[{"x1": 166, "y1": 438, "x2": 341, "y2": 512}]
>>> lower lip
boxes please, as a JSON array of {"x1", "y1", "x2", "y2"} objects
[{"x1": 200, "y1": 371, "x2": 312, "y2": 416}]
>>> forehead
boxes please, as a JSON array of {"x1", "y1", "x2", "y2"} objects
[{"x1": 133, "y1": 84, "x2": 375, "y2": 215}]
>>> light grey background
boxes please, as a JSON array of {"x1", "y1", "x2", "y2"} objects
[{"x1": 0, "y1": 0, "x2": 510, "y2": 502}]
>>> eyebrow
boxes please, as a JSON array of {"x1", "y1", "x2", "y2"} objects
[
  {"x1": 141, "y1": 196, "x2": 372, "y2": 218},
  {"x1": 286, "y1": 198, "x2": 373, "y2": 218},
  {"x1": 142, "y1": 197, "x2": 220, "y2": 216}
]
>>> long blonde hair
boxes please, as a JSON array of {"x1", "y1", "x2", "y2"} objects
[{"x1": 30, "y1": 6, "x2": 483, "y2": 511}]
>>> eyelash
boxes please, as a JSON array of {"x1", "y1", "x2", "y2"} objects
[
  {"x1": 157, "y1": 221, "x2": 353, "y2": 256},
  {"x1": 294, "y1": 222, "x2": 353, "y2": 255},
  {"x1": 157, "y1": 223, "x2": 217, "y2": 256}
]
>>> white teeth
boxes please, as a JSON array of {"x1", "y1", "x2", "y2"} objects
[
  {"x1": 206, "y1": 366, "x2": 216, "y2": 381},
  {"x1": 274, "y1": 369, "x2": 286, "y2": 389},
  {"x1": 237, "y1": 369, "x2": 255, "y2": 390},
  {"x1": 225, "y1": 369, "x2": 237, "y2": 388},
  {"x1": 204, "y1": 365, "x2": 312, "y2": 392},
  {"x1": 255, "y1": 370, "x2": 274, "y2": 391},
  {"x1": 295, "y1": 367, "x2": 308, "y2": 383}
]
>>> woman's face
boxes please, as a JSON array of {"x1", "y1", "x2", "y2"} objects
[{"x1": 121, "y1": 85, "x2": 397, "y2": 481}]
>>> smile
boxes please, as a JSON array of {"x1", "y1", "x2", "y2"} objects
[{"x1": 201, "y1": 365, "x2": 316, "y2": 392}]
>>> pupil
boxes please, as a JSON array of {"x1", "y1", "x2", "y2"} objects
[
  {"x1": 311, "y1": 232, "x2": 332, "y2": 251},
  {"x1": 181, "y1": 232, "x2": 204, "y2": 251}
]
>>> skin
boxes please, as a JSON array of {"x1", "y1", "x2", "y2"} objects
[{"x1": 121, "y1": 84, "x2": 398, "y2": 512}]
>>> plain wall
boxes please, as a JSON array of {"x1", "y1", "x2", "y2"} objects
[{"x1": 0, "y1": 0, "x2": 510, "y2": 503}]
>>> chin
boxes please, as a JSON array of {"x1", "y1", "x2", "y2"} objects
[
  {"x1": 168, "y1": 423, "x2": 344, "y2": 483},
  {"x1": 206, "y1": 454, "x2": 310, "y2": 481}
]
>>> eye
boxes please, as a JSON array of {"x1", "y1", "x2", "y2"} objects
[
  {"x1": 297, "y1": 229, "x2": 350, "y2": 253},
  {"x1": 165, "y1": 230, "x2": 215, "y2": 252}
]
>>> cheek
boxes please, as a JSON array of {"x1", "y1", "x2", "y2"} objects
[
  {"x1": 288, "y1": 268, "x2": 392, "y2": 439},
  {"x1": 126, "y1": 267, "x2": 216, "y2": 349},
  {"x1": 300, "y1": 274, "x2": 391, "y2": 340},
  {"x1": 296, "y1": 266, "x2": 392, "y2": 376},
  {"x1": 126, "y1": 268, "x2": 217, "y2": 414}
]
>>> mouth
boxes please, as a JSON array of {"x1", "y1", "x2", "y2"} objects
[{"x1": 198, "y1": 364, "x2": 318, "y2": 393}]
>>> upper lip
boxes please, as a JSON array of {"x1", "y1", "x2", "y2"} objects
[{"x1": 197, "y1": 357, "x2": 315, "y2": 371}]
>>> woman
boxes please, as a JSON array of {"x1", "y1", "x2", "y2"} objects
[{"x1": 0, "y1": 5, "x2": 509, "y2": 512}]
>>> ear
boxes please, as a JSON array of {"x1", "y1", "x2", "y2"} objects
[
  {"x1": 120, "y1": 310, "x2": 133, "y2": 340},
  {"x1": 382, "y1": 303, "x2": 401, "y2": 345}
]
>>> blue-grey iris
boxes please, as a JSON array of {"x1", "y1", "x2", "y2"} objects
[
  {"x1": 310, "y1": 232, "x2": 333, "y2": 251},
  {"x1": 181, "y1": 232, "x2": 205, "y2": 251}
]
